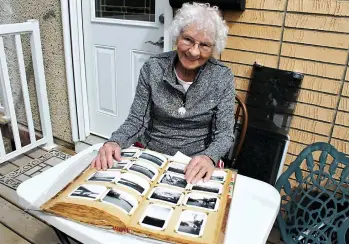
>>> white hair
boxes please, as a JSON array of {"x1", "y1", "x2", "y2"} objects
[{"x1": 170, "y1": 2, "x2": 229, "y2": 54}]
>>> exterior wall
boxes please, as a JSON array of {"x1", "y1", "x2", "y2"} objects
[
  {"x1": 222, "y1": 0, "x2": 349, "y2": 176},
  {"x1": 0, "y1": 0, "x2": 72, "y2": 143},
  {"x1": 2, "y1": 0, "x2": 348, "y2": 156}
]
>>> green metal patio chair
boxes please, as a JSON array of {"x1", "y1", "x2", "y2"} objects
[{"x1": 275, "y1": 142, "x2": 349, "y2": 244}]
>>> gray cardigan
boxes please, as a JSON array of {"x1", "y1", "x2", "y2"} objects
[{"x1": 108, "y1": 51, "x2": 235, "y2": 164}]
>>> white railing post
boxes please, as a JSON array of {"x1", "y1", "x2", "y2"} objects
[
  {"x1": 0, "y1": 127, "x2": 5, "y2": 157},
  {"x1": 0, "y1": 20, "x2": 55, "y2": 164},
  {"x1": 15, "y1": 34, "x2": 36, "y2": 144},
  {"x1": 0, "y1": 105, "x2": 5, "y2": 114},
  {"x1": 0, "y1": 37, "x2": 22, "y2": 151},
  {"x1": 27, "y1": 20, "x2": 54, "y2": 149},
  {"x1": 0, "y1": 63, "x2": 10, "y2": 118}
]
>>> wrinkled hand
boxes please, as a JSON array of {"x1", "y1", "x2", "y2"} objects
[
  {"x1": 90, "y1": 142, "x2": 121, "y2": 170},
  {"x1": 184, "y1": 155, "x2": 214, "y2": 184}
]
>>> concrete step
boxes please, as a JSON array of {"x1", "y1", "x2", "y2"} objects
[{"x1": 75, "y1": 134, "x2": 106, "y2": 153}]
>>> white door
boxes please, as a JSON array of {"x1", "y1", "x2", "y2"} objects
[{"x1": 82, "y1": 0, "x2": 172, "y2": 138}]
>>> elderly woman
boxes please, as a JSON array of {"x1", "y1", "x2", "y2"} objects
[{"x1": 91, "y1": 2, "x2": 235, "y2": 184}]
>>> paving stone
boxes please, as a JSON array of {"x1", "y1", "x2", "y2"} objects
[
  {"x1": 23, "y1": 166, "x2": 42, "y2": 176},
  {"x1": 25, "y1": 148, "x2": 47, "y2": 159},
  {"x1": 0, "y1": 197, "x2": 61, "y2": 244},
  {"x1": 0, "y1": 222, "x2": 30, "y2": 244},
  {"x1": 10, "y1": 155, "x2": 34, "y2": 168},
  {"x1": 16, "y1": 174, "x2": 31, "y2": 182},
  {"x1": 45, "y1": 157, "x2": 64, "y2": 167},
  {"x1": 0, "y1": 162, "x2": 18, "y2": 175}
]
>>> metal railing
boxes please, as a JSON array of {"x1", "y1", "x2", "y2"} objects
[{"x1": 0, "y1": 20, "x2": 54, "y2": 164}]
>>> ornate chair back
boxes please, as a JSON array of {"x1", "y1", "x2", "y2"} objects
[{"x1": 275, "y1": 142, "x2": 349, "y2": 243}]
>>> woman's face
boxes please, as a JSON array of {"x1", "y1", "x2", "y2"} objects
[{"x1": 176, "y1": 25, "x2": 214, "y2": 70}]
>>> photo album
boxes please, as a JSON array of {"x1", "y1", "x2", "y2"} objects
[{"x1": 41, "y1": 147, "x2": 238, "y2": 244}]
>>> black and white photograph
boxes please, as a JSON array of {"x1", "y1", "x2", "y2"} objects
[
  {"x1": 176, "y1": 210, "x2": 207, "y2": 237},
  {"x1": 210, "y1": 170, "x2": 227, "y2": 182},
  {"x1": 117, "y1": 172, "x2": 149, "y2": 195},
  {"x1": 166, "y1": 162, "x2": 186, "y2": 175},
  {"x1": 184, "y1": 193, "x2": 219, "y2": 211},
  {"x1": 69, "y1": 184, "x2": 106, "y2": 200},
  {"x1": 148, "y1": 187, "x2": 183, "y2": 205},
  {"x1": 159, "y1": 173, "x2": 187, "y2": 189},
  {"x1": 191, "y1": 181, "x2": 222, "y2": 194},
  {"x1": 88, "y1": 171, "x2": 121, "y2": 182},
  {"x1": 101, "y1": 189, "x2": 138, "y2": 214},
  {"x1": 121, "y1": 152, "x2": 135, "y2": 158},
  {"x1": 121, "y1": 148, "x2": 140, "y2": 158},
  {"x1": 109, "y1": 159, "x2": 131, "y2": 170},
  {"x1": 139, "y1": 204, "x2": 173, "y2": 230},
  {"x1": 128, "y1": 161, "x2": 158, "y2": 180},
  {"x1": 139, "y1": 152, "x2": 166, "y2": 167}
]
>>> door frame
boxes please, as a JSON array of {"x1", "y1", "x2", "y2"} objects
[{"x1": 64, "y1": 0, "x2": 173, "y2": 142}]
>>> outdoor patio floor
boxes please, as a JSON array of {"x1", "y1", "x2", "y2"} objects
[{"x1": 0, "y1": 145, "x2": 283, "y2": 244}]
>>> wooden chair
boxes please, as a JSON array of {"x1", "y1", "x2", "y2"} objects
[{"x1": 224, "y1": 93, "x2": 248, "y2": 168}]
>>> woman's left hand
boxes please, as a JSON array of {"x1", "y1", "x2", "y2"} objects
[{"x1": 184, "y1": 155, "x2": 215, "y2": 184}]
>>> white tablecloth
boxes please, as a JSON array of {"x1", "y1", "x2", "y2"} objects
[{"x1": 17, "y1": 148, "x2": 280, "y2": 244}]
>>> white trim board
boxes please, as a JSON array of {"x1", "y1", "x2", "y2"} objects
[
  {"x1": 70, "y1": 0, "x2": 90, "y2": 141},
  {"x1": 62, "y1": 0, "x2": 90, "y2": 142},
  {"x1": 61, "y1": 0, "x2": 78, "y2": 142}
]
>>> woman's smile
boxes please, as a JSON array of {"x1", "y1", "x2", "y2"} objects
[{"x1": 184, "y1": 54, "x2": 200, "y2": 61}]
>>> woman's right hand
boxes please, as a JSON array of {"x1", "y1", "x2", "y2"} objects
[{"x1": 90, "y1": 142, "x2": 122, "y2": 170}]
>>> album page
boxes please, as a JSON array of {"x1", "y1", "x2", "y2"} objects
[
  {"x1": 41, "y1": 147, "x2": 169, "y2": 230},
  {"x1": 128, "y1": 159, "x2": 234, "y2": 244},
  {"x1": 42, "y1": 147, "x2": 236, "y2": 244}
]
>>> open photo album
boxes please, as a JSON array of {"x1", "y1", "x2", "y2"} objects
[{"x1": 41, "y1": 147, "x2": 238, "y2": 244}]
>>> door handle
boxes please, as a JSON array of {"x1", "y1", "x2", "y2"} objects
[
  {"x1": 159, "y1": 14, "x2": 164, "y2": 24},
  {"x1": 145, "y1": 37, "x2": 164, "y2": 48}
]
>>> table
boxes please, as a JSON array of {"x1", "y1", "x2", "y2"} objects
[{"x1": 17, "y1": 147, "x2": 281, "y2": 244}]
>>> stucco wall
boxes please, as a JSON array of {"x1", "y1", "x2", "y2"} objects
[{"x1": 0, "y1": 0, "x2": 72, "y2": 143}]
